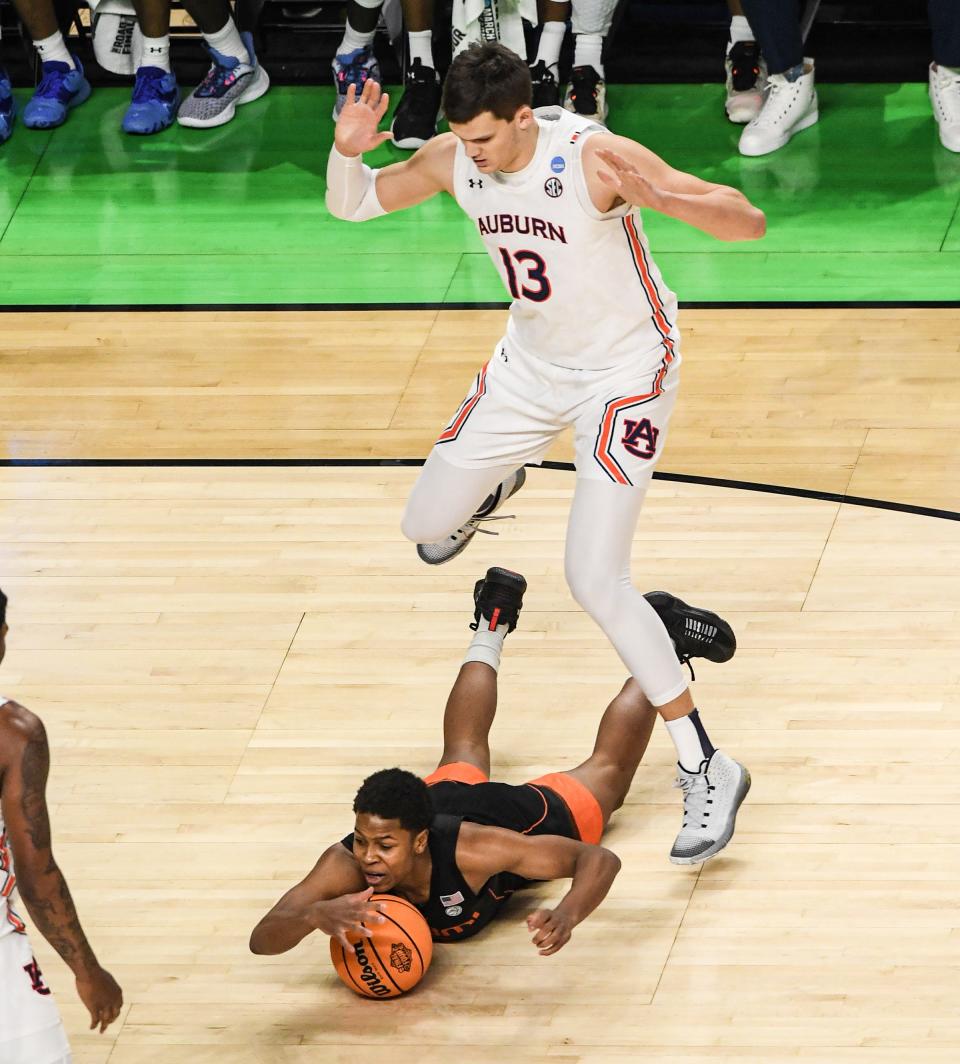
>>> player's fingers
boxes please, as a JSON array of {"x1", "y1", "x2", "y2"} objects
[
  {"x1": 336, "y1": 931, "x2": 355, "y2": 954},
  {"x1": 376, "y1": 91, "x2": 390, "y2": 121},
  {"x1": 597, "y1": 169, "x2": 620, "y2": 189}
]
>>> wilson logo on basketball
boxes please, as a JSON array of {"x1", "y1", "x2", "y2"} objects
[
  {"x1": 389, "y1": 943, "x2": 413, "y2": 973},
  {"x1": 352, "y1": 940, "x2": 391, "y2": 997}
]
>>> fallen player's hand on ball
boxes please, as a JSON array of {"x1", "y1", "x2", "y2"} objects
[
  {"x1": 595, "y1": 148, "x2": 667, "y2": 212},
  {"x1": 527, "y1": 908, "x2": 573, "y2": 956},
  {"x1": 334, "y1": 80, "x2": 393, "y2": 157},
  {"x1": 314, "y1": 887, "x2": 387, "y2": 953}
]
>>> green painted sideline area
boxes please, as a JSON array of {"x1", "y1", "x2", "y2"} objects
[{"x1": 1, "y1": 83, "x2": 959, "y2": 306}]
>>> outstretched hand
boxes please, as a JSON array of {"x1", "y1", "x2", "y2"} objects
[
  {"x1": 595, "y1": 148, "x2": 667, "y2": 212},
  {"x1": 334, "y1": 80, "x2": 393, "y2": 157},
  {"x1": 312, "y1": 886, "x2": 387, "y2": 954},
  {"x1": 527, "y1": 908, "x2": 574, "y2": 956}
]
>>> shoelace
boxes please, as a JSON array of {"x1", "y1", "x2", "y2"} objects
[
  {"x1": 131, "y1": 69, "x2": 169, "y2": 104},
  {"x1": 449, "y1": 513, "x2": 515, "y2": 543},
  {"x1": 36, "y1": 67, "x2": 71, "y2": 99},
  {"x1": 673, "y1": 770, "x2": 716, "y2": 830}
]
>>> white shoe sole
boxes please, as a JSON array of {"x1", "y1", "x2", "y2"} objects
[
  {"x1": 739, "y1": 106, "x2": 819, "y2": 157},
  {"x1": 178, "y1": 64, "x2": 270, "y2": 129},
  {"x1": 669, "y1": 763, "x2": 751, "y2": 866}
]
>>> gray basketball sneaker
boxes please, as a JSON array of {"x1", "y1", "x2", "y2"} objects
[
  {"x1": 416, "y1": 467, "x2": 526, "y2": 565},
  {"x1": 670, "y1": 750, "x2": 751, "y2": 865}
]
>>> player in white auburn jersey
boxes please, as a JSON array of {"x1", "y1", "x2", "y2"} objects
[
  {"x1": 0, "y1": 590, "x2": 123, "y2": 1063},
  {"x1": 326, "y1": 42, "x2": 765, "y2": 865}
]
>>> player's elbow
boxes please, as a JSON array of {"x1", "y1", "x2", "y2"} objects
[
  {"x1": 749, "y1": 207, "x2": 766, "y2": 240},
  {"x1": 325, "y1": 192, "x2": 359, "y2": 222}
]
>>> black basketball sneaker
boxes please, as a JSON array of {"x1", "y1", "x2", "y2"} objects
[
  {"x1": 390, "y1": 58, "x2": 442, "y2": 149},
  {"x1": 529, "y1": 60, "x2": 560, "y2": 109},
  {"x1": 471, "y1": 567, "x2": 527, "y2": 634},
  {"x1": 643, "y1": 591, "x2": 736, "y2": 679}
]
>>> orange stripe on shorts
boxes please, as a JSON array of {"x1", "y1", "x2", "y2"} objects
[{"x1": 525, "y1": 771, "x2": 604, "y2": 845}]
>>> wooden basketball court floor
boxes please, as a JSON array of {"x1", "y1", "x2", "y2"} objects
[{"x1": 1, "y1": 307, "x2": 959, "y2": 1063}]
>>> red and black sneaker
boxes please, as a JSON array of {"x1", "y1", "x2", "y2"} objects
[
  {"x1": 471, "y1": 567, "x2": 527, "y2": 634},
  {"x1": 644, "y1": 591, "x2": 736, "y2": 680}
]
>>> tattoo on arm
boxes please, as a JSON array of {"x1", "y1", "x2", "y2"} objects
[{"x1": 16, "y1": 726, "x2": 97, "y2": 975}]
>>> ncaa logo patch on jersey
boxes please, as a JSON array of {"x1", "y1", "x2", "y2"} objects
[
  {"x1": 544, "y1": 177, "x2": 563, "y2": 198},
  {"x1": 445, "y1": 905, "x2": 463, "y2": 917},
  {"x1": 550, "y1": 155, "x2": 566, "y2": 174}
]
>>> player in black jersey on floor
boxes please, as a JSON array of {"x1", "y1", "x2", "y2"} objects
[{"x1": 250, "y1": 569, "x2": 737, "y2": 958}]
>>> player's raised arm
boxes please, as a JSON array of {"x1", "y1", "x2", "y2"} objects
[
  {"x1": 0, "y1": 704, "x2": 123, "y2": 1032},
  {"x1": 326, "y1": 79, "x2": 453, "y2": 222},
  {"x1": 584, "y1": 133, "x2": 766, "y2": 242},
  {"x1": 458, "y1": 824, "x2": 621, "y2": 956},
  {"x1": 249, "y1": 842, "x2": 385, "y2": 956}
]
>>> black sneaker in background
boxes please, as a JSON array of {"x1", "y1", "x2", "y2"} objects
[
  {"x1": 529, "y1": 60, "x2": 560, "y2": 109},
  {"x1": 471, "y1": 567, "x2": 527, "y2": 634},
  {"x1": 391, "y1": 58, "x2": 441, "y2": 149},
  {"x1": 563, "y1": 65, "x2": 608, "y2": 122}
]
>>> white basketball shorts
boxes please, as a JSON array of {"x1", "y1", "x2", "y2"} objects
[
  {"x1": 0, "y1": 931, "x2": 72, "y2": 1064},
  {"x1": 434, "y1": 337, "x2": 680, "y2": 486}
]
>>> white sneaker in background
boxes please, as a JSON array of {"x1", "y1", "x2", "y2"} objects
[
  {"x1": 738, "y1": 59, "x2": 818, "y2": 157},
  {"x1": 929, "y1": 62, "x2": 960, "y2": 152}
]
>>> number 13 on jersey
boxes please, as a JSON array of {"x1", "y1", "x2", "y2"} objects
[{"x1": 497, "y1": 248, "x2": 552, "y2": 303}]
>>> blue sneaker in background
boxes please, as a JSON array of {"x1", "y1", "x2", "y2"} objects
[
  {"x1": 0, "y1": 69, "x2": 15, "y2": 143},
  {"x1": 332, "y1": 46, "x2": 380, "y2": 122},
  {"x1": 122, "y1": 66, "x2": 179, "y2": 135},
  {"x1": 22, "y1": 56, "x2": 92, "y2": 129}
]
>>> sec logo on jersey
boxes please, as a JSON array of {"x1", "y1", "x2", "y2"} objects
[{"x1": 544, "y1": 177, "x2": 563, "y2": 198}]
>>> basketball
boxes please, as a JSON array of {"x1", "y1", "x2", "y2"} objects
[{"x1": 330, "y1": 894, "x2": 433, "y2": 999}]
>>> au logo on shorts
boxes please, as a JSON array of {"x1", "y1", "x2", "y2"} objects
[
  {"x1": 544, "y1": 177, "x2": 563, "y2": 198},
  {"x1": 621, "y1": 417, "x2": 660, "y2": 459}
]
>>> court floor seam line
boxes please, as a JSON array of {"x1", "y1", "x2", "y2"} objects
[
  {"x1": 3, "y1": 460, "x2": 955, "y2": 523},
  {"x1": 0, "y1": 131, "x2": 53, "y2": 248}
]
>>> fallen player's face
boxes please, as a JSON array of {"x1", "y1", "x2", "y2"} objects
[
  {"x1": 352, "y1": 813, "x2": 419, "y2": 891},
  {"x1": 449, "y1": 110, "x2": 529, "y2": 174}
]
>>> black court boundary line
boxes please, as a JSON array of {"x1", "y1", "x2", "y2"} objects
[
  {"x1": 2, "y1": 300, "x2": 960, "y2": 312},
  {"x1": 3, "y1": 457, "x2": 956, "y2": 523}
]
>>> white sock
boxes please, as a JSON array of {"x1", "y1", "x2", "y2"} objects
[
  {"x1": 463, "y1": 622, "x2": 509, "y2": 673},
  {"x1": 665, "y1": 710, "x2": 716, "y2": 774},
  {"x1": 728, "y1": 14, "x2": 753, "y2": 49},
  {"x1": 535, "y1": 21, "x2": 565, "y2": 74},
  {"x1": 140, "y1": 35, "x2": 171, "y2": 74},
  {"x1": 573, "y1": 34, "x2": 604, "y2": 78},
  {"x1": 204, "y1": 18, "x2": 248, "y2": 65},
  {"x1": 338, "y1": 20, "x2": 376, "y2": 56},
  {"x1": 408, "y1": 30, "x2": 433, "y2": 69},
  {"x1": 34, "y1": 30, "x2": 74, "y2": 69}
]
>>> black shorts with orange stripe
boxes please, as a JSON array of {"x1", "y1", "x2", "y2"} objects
[{"x1": 428, "y1": 779, "x2": 577, "y2": 840}]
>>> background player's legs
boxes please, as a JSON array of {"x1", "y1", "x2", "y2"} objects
[
  {"x1": 401, "y1": 449, "x2": 517, "y2": 544},
  {"x1": 565, "y1": 678, "x2": 657, "y2": 827}
]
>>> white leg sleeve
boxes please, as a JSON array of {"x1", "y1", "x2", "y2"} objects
[
  {"x1": 401, "y1": 449, "x2": 517, "y2": 544},
  {"x1": 571, "y1": 0, "x2": 619, "y2": 37},
  {"x1": 564, "y1": 475, "x2": 688, "y2": 707}
]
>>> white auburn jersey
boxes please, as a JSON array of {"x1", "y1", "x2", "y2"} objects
[{"x1": 452, "y1": 107, "x2": 680, "y2": 372}]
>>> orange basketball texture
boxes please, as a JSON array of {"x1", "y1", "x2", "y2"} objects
[{"x1": 330, "y1": 894, "x2": 434, "y2": 998}]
